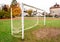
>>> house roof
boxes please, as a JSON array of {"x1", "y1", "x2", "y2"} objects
[{"x1": 50, "y1": 3, "x2": 60, "y2": 9}]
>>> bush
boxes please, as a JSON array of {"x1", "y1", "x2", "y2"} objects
[
  {"x1": 55, "y1": 15, "x2": 59, "y2": 18},
  {"x1": 4, "y1": 11, "x2": 11, "y2": 18},
  {"x1": 0, "y1": 10, "x2": 10, "y2": 19},
  {"x1": 46, "y1": 14, "x2": 52, "y2": 17},
  {"x1": 26, "y1": 9, "x2": 33, "y2": 16},
  {"x1": 0, "y1": 10, "x2": 5, "y2": 19}
]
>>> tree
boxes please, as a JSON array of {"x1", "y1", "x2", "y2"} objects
[
  {"x1": 0, "y1": 9, "x2": 10, "y2": 19},
  {"x1": 26, "y1": 9, "x2": 33, "y2": 16},
  {"x1": 11, "y1": 7, "x2": 22, "y2": 17},
  {"x1": 2, "y1": 5, "x2": 9, "y2": 12},
  {"x1": 10, "y1": 0, "x2": 22, "y2": 17},
  {"x1": 0, "y1": 10, "x2": 5, "y2": 19},
  {"x1": 4, "y1": 10, "x2": 11, "y2": 18}
]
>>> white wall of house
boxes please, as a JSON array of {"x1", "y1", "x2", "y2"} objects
[
  {"x1": 0, "y1": 5, "x2": 2, "y2": 10},
  {"x1": 50, "y1": 8, "x2": 60, "y2": 16}
]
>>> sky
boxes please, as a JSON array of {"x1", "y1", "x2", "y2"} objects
[{"x1": 0, "y1": 0, "x2": 60, "y2": 13}]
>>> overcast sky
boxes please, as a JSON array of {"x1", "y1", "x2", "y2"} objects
[{"x1": 0, "y1": 0, "x2": 60, "y2": 13}]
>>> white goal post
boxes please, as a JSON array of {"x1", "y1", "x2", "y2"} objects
[{"x1": 21, "y1": 3, "x2": 24, "y2": 39}]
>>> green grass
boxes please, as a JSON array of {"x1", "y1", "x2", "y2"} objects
[
  {"x1": 0, "y1": 17, "x2": 60, "y2": 42},
  {"x1": 0, "y1": 20, "x2": 12, "y2": 42}
]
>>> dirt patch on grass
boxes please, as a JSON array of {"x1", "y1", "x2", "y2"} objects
[{"x1": 32, "y1": 28, "x2": 60, "y2": 39}]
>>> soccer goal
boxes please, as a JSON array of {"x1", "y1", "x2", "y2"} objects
[{"x1": 11, "y1": 3, "x2": 46, "y2": 39}]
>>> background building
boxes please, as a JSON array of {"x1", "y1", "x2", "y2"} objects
[{"x1": 50, "y1": 3, "x2": 60, "y2": 17}]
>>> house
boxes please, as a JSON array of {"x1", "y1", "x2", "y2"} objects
[{"x1": 50, "y1": 3, "x2": 60, "y2": 17}]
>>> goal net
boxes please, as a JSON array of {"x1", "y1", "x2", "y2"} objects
[
  {"x1": 11, "y1": 8, "x2": 22, "y2": 38},
  {"x1": 11, "y1": 3, "x2": 39, "y2": 39}
]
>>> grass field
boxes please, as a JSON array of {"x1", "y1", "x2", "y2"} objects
[{"x1": 0, "y1": 17, "x2": 60, "y2": 42}]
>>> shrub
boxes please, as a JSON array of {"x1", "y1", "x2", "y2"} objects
[
  {"x1": 26, "y1": 9, "x2": 33, "y2": 16},
  {"x1": 0, "y1": 10, "x2": 5, "y2": 19},
  {"x1": 0, "y1": 10, "x2": 10, "y2": 19}
]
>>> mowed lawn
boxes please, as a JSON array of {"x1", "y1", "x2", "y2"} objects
[{"x1": 0, "y1": 17, "x2": 60, "y2": 42}]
